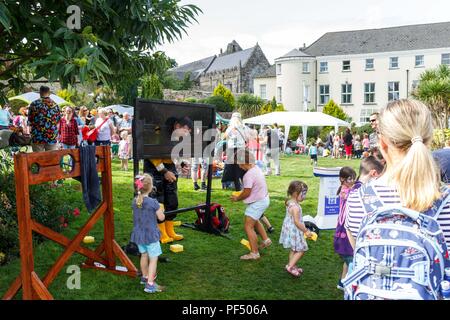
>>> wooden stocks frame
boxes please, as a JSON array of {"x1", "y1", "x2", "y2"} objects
[{"x1": 2, "y1": 146, "x2": 138, "y2": 300}]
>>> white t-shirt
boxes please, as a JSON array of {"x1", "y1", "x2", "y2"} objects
[{"x1": 95, "y1": 118, "x2": 113, "y2": 141}]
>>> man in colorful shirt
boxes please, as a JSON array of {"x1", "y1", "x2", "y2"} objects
[{"x1": 28, "y1": 86, "x2": 61, "y2": 152}]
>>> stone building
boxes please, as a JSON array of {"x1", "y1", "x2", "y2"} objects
[{"x1": 168, "y1": 40, "x2": 270, "y2": 94}]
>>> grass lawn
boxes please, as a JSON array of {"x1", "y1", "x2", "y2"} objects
[{"x1": 0, "y1": 154, "x2": 361, "y2": 300}]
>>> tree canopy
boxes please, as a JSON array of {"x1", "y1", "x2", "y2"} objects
[
  {"x1": 0, "y1": 0, "x2": 201, "y2": 103},
  {"x1": 412, "y1": 64, "x2": 450, "y2": 130}
]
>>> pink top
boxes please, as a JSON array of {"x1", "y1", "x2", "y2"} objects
[
  {"x1": 362, "y1": 138, "x2": 370, "y2": 149},
  {"x1": 243, "y1": 166, "x2": 268, "y2": 204}
]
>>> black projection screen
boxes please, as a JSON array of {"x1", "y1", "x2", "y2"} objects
[{"x1": 133, "y1": 99, "x2": 216, "y2": 160}]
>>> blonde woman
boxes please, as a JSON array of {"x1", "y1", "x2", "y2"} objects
[
  {"x1": 344, "y1": 99, "x2": 450, "y2": 248},
  {"x1": 94, "y1": 108, "x2": 115, "y2": 146}
]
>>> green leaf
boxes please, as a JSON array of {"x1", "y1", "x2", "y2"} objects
[
  {"x1": 42, "y1": 32, "x2": 51, "y2": 49},
  {"x1": 64, "y1": 64, "x2": 76, "y2": 77},
  {"x1": 0, "y1": 3, "x2": 11, "y2": 31}
]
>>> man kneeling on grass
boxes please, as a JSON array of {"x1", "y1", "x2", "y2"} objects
[{"x1": 231, "y1": 149, "x2": 272, "y2": 260}]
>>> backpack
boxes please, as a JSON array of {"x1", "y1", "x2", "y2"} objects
[
  {"x1": 342, "y1": 185, "x2": 450, "y2": 300},
  {"x1": 122, "y1": 241, "x2": 140, "y2": 256},
  {"x1": 195, "y1": 203, "x2": 230, "y2": 233},
  {"x1": 8, "y1": 127, "x2": 31, "y2": 147}
]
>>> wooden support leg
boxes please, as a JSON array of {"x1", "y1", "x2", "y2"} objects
[{"x1": 42, "y1": 202, "x2": 107, "y2": 287}]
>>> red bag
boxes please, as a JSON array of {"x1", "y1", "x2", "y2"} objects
[
  {"x1": 85, "y1": 128, "x2": 98, "y2": 143},
  {"x1": 82, "y1": 118, "x2": 109, "y2": 143}
]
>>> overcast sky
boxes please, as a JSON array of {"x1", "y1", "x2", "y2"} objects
[{"x1": 156, "y1": 0, "x2": 450, "y2": 66}]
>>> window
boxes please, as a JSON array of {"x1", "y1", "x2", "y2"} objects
[
  {"x1": 365, "y1": 58, "x2": 374, "y2": 70},
  {"x1": 319, "y1": 61, "x2": 328, "y2": 73},
  {"x1": 364, "y1": 83, "x2": 375, "y2": 103},
  {"x1": 341, "y1": 83, "x2": 352, "y2": 104},
  {"x1": 415, "y1": 55, "x2": 424, "y2": 67},
  {"x1": 360, "y1": 109, "x2": 375, "y2": 124},
  {"x1": 302, "y1": 62, "x2": 310, "y2": 73},
  {"x1": 260, "y1": 84, "x2": 267, "y2": 100},
  {"x1": 319, "y1": 85, "x2": 330, "y2": 105},
  {"x1": 277, "y1": 87, "x2": 282, "y2": 102},
  {"x1": 390, "y1": 57, "x2": 399, "y2": 69},
  {"x1": 342, "y1": 60, "x2": 351, "y2": 71},
  {"x1": 442, "y1": 53, "x2": 450, "y2": 65},
  {"x1": 276, "y1": 63, "x2": 282, "y2": 75},
  {"x1": 388, "y1": 81, "x2": 400, "y2": 101},
  {"x1": 304, "y1": 85, "x2": 310, "y2": 103}
]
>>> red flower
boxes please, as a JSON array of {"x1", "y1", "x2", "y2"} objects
[
  {"x1": 59, "y1": 216, "x2": 65, "y2": 223},
  {"x1": 63, "y1": 223, "x2": 68, "y2": 228},
  {"x1": 73, "y1": 208, "x2": 80, "y2": 217}
]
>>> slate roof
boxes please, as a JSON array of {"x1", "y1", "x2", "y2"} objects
[
  {"x1": 254, "y1": 65, "x2": 276, "y2": 78},
  {"x1": 276, "y1": 48, "x2": 314, "y2": 59},
  {"x1": 303, "y1": 21, "x2": 450, "y2": 57},
  {"x1": 168, "y1": 55, "x2": 216, "y2": 80},
  {"x1": 205, "y1": 46, "x2": 256, "y2": 73}
]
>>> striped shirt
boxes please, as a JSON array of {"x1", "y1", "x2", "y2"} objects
[{"x1": 344, "y1": 176, "x2": 450, "y2": 245}]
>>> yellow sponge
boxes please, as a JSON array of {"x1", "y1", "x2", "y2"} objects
[
  {"x1": 172, "y1": 221, "x2": 182, "y2": 227},
  {"x1": 304, "y1": 232, "x2": 318, "y2": 241},
  {"x1": 232, "y1": 191, "x2": 242, "y2": 197},
  {"x1": 83, "y1": 236, "x2": 95, "y2": 244},
  {"x1": 170, "y1": 244, "x2": 184, "y2": 253},
  {"x1": 240, "y1": 239, "x2": 251, "y2": 251}
]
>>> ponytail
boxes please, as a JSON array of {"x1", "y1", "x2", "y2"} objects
[
  {"x1": 379, "y1": 99, "x2": 441, "y2": 211},
  {"x1": 136, "y1": 191, "x2": 144, "y2": 208},
  {"x1": 391, "y1": 139, "x2": 441, "y2": 211}
]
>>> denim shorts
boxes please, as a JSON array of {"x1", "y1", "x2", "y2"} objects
[
  {"x1": 245, "y1": 196, "x2": 270, "y2": 221},
  {"x1": 138, "y1": 242, "x2": 162, "y2": 258}
]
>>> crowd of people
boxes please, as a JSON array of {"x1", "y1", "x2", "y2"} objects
[
  {"x1": 3, "y1": 89, "x2": 450, "y2": 299},
  {"x1": 0, "y1": 86, "x2": 133, "y2": 164}
]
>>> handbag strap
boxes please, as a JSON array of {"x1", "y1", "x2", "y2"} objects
[{"x1": 97, "y1": 117, "x2": 109, "y2": 130}]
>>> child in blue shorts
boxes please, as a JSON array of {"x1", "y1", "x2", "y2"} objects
[{"x1": 132, "y1": 173, "x2": 166, "y2": 293}]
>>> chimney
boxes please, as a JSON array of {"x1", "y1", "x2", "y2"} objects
[
  {"x1": 303, "y1": 43, "x2": 306, "y2": 49},
  {"x1": 220, "y1": 48, "x2": 223, "y2": 55}
]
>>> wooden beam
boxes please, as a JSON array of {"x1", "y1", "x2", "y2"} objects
[
  {"x1": 31, "y1": 220, "x2": 109, "y2": 266},
  {"x1": 42, "y1": 202, "x2": 107, "y2": 287}
]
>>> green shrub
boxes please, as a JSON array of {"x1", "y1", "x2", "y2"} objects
[
  {"x1": 184, "y1": 97, "x2": 197, "y2": 103},
  {"x1": 0, "y1": 149, "x2": 79, "y2": 265},
  {"x1": 141, "y1": 74, "x2": 164, "y2": 100},
  {"x1": 433, "y1": 129, "x2": 450, "y2": 150},
  {"x1": 236, "y1": 93, "x2": 264, "y2": 118},
  {"x1": 204, "y1": 95, "x2": 233, "y2": 112},
  {"x1": 213, "y1": 83, "x2": 235, "y2": 108}
]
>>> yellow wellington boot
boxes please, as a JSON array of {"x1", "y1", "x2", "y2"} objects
[
  {"x1": 158, "y1": 222, "x2": 173, "y2": 244},
  {"x1": 165, "y1": 220, "x2": 184, "y2": 241}
]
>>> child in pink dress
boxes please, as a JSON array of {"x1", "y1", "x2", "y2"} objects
[{"x1": 119, "y1": 131, "x2": 129, "y2": 171}]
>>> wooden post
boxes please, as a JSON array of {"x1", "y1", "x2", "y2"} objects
[
  {"x1": 14, "y1": 153, "x2": 34, "y2": 300},
  {"x1": 102, "y1": 146, "x2": 115, "y2": 269}
]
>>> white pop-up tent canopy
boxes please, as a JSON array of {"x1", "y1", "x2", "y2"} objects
[{"x1": 243, "y1": 111, "x2": 350, "y2": 147}]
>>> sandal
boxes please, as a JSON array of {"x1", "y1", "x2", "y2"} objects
[
  {"x1": 240, "y1": 252, "x2": 260, "y2": 260},
  {"x1": 259, "y1": 238, "x2": 272, "y2": 249},
  {"x1": 294, "y1": 266, "x2": 304, "y2": 274},
  {"x1": 285, "y1": 265, "x2": 301, "y2": 277}
]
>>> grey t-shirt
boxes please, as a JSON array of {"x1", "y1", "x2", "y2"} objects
[{"x1": 131, "y1": 197, "x2": 161, "y2": 245}]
